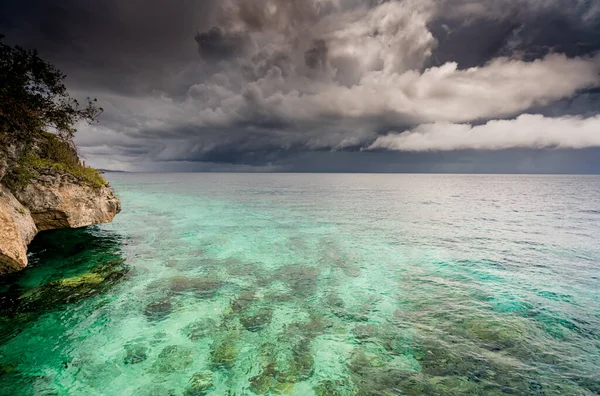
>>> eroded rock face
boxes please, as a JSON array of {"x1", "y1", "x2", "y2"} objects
[
  {"x1": 0, "y1": 173, "x2": 120, "y2": 273},
  {"x1": 0, "y1": 185, "x2": 37, "y2": 274},
  {"x1": 12, "y1": 173, "x2": 120, "y2": 231}
]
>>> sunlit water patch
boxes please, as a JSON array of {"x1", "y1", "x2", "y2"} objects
[{"x1": 1, "y1": 174, "x2": 599, "y2": 395}]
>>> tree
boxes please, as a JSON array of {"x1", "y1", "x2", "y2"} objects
[{"x1": 0, "y1": 34, "x2": 102, "y2": 141}]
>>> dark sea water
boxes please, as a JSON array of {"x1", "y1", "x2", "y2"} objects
[{"x1": 1, "y1": 173, "x2": 599, "y2": 395}]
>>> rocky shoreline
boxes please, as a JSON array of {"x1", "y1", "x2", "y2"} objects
[{"x1": 0, "y1": 139, "x2": 120, "y2": 274}]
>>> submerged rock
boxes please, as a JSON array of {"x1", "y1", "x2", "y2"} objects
[
  {"x1": 249, "y1": 371, "x2": 274, "y2": 395},
  {"x1": 226, "y1": 262, "x2": 260, "y2": 277},
  {"x1": 352, "y1": 324, "x2": 378, "y2": 342},
  {"x1": 153, "y1": 345, "x2": 194, "y2": 373},
  {"x1": 184, "y1": 371, "x2": 214, "y2": 396},
  {"x1": 463, "y1": 318, "x2": 527, "y2": 350},
  {"x1": 58, "y1": 273, "x2": 105, "y2": 287},
  {"x1": 249, "y1": 349, "x2": 313, "y2": 394},
  {"x1": 282, "y1": 353, "x2": 314, "y2": 383},
  {"x1": 240, "y1": 308, "x2": 273, "y2": 332},
  {"x1": 210, "y1": 335, "x2": 238, "y2": 369},
  {"x1": 123, "y1": 342, "x2": 148, "y2": 365},
  {"x1": 144, "y1": 298, "x2": 173, "y2": 322},
  {"x1": 167, "y1": 276, "x2": 222, "y2": 299},
  {"x1": 266, "y1": 338, "x2": 315, "y2": 384},
  {"x1": 182, "y1": 318, "x2": 216, "y2": 341},
  {"x1": 13, "y1": 258, "x2": 128, "y2": 313},
  {"x1": 314, "y1": 379, "x2": 355, "y2": 396},
  {"x1": 273, "y1": 265, "x2": 320, "y2": 298},
  {"x1": 411, "y1": 336, "x2": 546, "y2": 393},
  {"x1": 347, "y1": 350, "x2": 433, "y2": 396},
  {"x1": 263, "y1": 291, "x2": 292, "y2": 303},
  {"x1": 288, "y1": 339, "x2": 315, "y2": 381},
  {"x1": 285, "y1": 314, "x2": 330, "y2": 338},
  {"x1": 230, "y1": 291, "x2": 256, "y2": 313},
  {"x1": 248, "y1": 362, "x2": 294, "y2": 395},
  {"x1": 413, "y1": 340, "x2": 476, "y2": 377}
]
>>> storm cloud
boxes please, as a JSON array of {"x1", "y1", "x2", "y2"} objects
[{"x1": 1, "y1": 0, "x2": 599, "y2": 171}]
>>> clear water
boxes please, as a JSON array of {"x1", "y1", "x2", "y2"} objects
[{"x1": 1, "y1": 174, "x2": 599, "y2": 395}]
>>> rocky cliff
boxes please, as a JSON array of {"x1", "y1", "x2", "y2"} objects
[
  {"x1": 0, "y1": 184, "x2": 37, "y2": 273},
  {"x1": 0, "y1": 136, "x2": 120, "y2": 274}
]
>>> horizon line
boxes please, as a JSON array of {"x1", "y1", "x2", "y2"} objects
[{"x1": 100, "y1": 170, "x2": 600, "y2": 176}]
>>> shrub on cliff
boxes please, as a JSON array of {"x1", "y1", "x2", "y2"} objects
[
  {"x1": 6, "y1": 132, "x2": 109, "y2": 189},
  {"x1": 0, "y1": 34, "x2": 101, "y2": 140}
]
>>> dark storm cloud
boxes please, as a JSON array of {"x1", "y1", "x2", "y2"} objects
[
  {"x1": 195, "y1": 27, "x2": 250, "y2": 60},
  {"x1": 0, "y1": 0, "x2": 218, "y2": 94},
  {"x1": 428, "y1": 0, "x2": 600, "y2": 68},
  {"x1": 222, "y1": 0, "x2": 330, "y2": 34},
  {"x1": 305, "y1": 40, "x2": 329, "y2": 70},
  {"x1": 2, "y1": 0, "x2": 600, "y2": 171},
  {"x1": 241, "y1": 50, "x2": 293, "y2": 80},
  {"x1": 426, "y1": 17, "x2": 521, "y2": 69}
]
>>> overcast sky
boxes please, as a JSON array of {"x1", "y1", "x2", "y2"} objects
[{"x1": 2, "y1": 0, "x2": 600, "y2": 172}]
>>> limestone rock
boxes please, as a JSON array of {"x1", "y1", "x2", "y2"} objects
[
  {"x1": 0, "y1": 172, "x2": 120, "y2": 274},
  {"x1": 0, "y1": 185, "x2": 37, "y2": 274},
  {"x1": 11, "y1": 172, "x2": 120, "y2": 231}
]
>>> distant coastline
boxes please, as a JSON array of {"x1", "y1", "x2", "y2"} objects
[{"x1": 98, "y1": 169, "x2": 129, "y2": 173}]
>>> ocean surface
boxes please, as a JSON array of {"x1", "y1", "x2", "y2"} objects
[{"x1": 1, "y1": 173, "x2": 599, "y2": 395}]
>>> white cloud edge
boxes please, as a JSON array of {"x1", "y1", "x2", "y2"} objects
[{"x1": 368, "y1": 114, "x2": 600, "y2": 151}]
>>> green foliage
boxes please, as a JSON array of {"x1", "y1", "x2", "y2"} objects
[
  {"x1": 38, "y1": 131, "x2": 80, "y2": 166},
  {"x1": 5, "y1": 133, "x2": 108, "y2": 189},
  {"x1": 3, "y1": 156, "x2": 37, "y2": 190},
  {"x1": 0, "y1": 34, "x2": 102, "y2": 140}
]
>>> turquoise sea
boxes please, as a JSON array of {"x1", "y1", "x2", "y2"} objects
[{"x1": 1, "y1": 173, "x2": 599, "y2": 395}]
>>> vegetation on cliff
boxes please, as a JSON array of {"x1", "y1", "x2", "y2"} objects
[
  {"x1": 0, "y1": 34, "x2": 106, "y2": 189},
  {"x1": 5, "y1": 132, "x2": 109, "y2": 189}
]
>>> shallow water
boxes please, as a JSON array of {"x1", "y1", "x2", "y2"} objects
[{"x1": 1, "y1": 173, "x2": 599, "y2": 395}]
